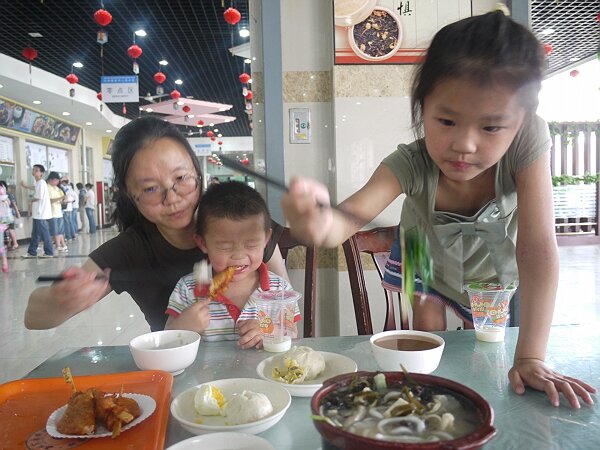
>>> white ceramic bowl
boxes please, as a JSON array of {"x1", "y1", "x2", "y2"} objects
[
  {"x1": 170, "y1": 378, "x2": 291, "y2": 435},
  {"x1": 165, "y1": 432, "x2": 276, "y2": 450},
  {"x1": 370, "y1": 330, "x2": 445, "y2": 374},
  {"x1": 129, "y1": 329, "x2": 200, "y2": 376}
]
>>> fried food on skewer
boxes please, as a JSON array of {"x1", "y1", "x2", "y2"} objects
[
  {"x1": 208, "y1": 266, "x2": 236, "y2": 299},
  {"x1": 56, "y1": 368, "x2": 96, "y2": 435},
  {"x1": 91, "y1": 387, "x2": 141, "y2": 438}
]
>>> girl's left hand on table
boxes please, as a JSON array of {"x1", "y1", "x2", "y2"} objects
[
  {"x1": 237, "y1": 319, "x2": 263, "y2": 349},
  {"x1": 509, "y1": 358, "x2": 597, "y2": 408}
]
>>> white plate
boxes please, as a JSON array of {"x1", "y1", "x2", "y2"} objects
[
  {"x1": 256, "y1": 351, "x2": 358, "y2": 397},
  {"x1": 46, "y1": 393, "x2": 156, "y2": 439},
  {"x1": 170, "y1": 378, "x2": 291, "y2": 435},
  {"x1": 165, "y1": 432, "x2": 276, "y2": 450}
]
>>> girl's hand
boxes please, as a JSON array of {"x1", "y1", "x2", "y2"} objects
[
  {"x1": 167, "y1": 299, "x2": 211, "y2": 333},
  {"x1": 509, "y1": 358, "x2": 596, "y2": 408},
  {"x1": 49, "y1": 266, "x2": 110, "y2": 314},
  {"x1": 281, "y1": 177, "x2": 333, "y2": 246},
  {"x1": 237, "y1": 319, "x2": 262, "y2": 349}
]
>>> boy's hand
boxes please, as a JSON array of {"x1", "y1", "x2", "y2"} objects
[
  {"x1": 168, "y1": 299, "x2": 211, "y2": 333},
  {"x1": 237, "y1": 319, "x2": 263, "y2": 349},
  {"x1": 509, "y1": 358, "x2": 596, "y2": 408}
]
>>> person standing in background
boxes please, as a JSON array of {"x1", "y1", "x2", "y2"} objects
[
  {"x1": 60, "y1": 178, "x2": 75, "y2": 241},
  {"x1": 0, "y1": 180, "x2": 20, "y2": 250},
  {"x1": 46, "y1": 172, "x2": 68, "y2": 253},
  {"x1": 21, "y1": 164, "x2": 54, "y2": 257},
  {"x1": 77, "y1": 183, "x2": 87, "y2": 233},
  {"x1": 70, "y1": 182, "x2": 79, "y2": 240},
  {"x1": 84, "y1": 183, "x2": 96, "y2": 234}
]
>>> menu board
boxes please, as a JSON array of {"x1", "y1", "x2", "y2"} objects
[
  {"x1": 0, "y1": 97, "x2": 81, "y2": 145},
  {"x1": 0, "y1": 135, "x2": 14, "y2": 163},
  {"x1": 48, "y1": 146, "x2": 69, "y2": 173},
  {"x1": 26, "y1": 142, "x2": 47, "y2": 168},
  {"x1": 333, "y1": 0, "x2": 471, "y2": 64}
]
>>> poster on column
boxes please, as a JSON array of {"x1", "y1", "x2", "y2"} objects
[{"x1": 333, "y1": 0, "x2": 471, "y2": 64}]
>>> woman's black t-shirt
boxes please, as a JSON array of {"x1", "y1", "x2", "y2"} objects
[{"x1": 90, "y1": 219, "x2": 281, "y2": 331}]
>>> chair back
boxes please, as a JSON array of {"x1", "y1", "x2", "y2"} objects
[
  {"x1": 277, "y1": 227, "x2": 318, "y2": 337},
  {"x1": 342, "y1": 225, "x2": 409, "y2": 335}
]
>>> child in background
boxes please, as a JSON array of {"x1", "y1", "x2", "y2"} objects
[
  {"x1": 0, "y1": 184, "x2": 13, "y2": 272},
  {"x1": 281, "y1": 10, "x2": 596, "y2": 407},
  {"x1": 166, "y1": 181, "x2": 300, "y2": 349}
]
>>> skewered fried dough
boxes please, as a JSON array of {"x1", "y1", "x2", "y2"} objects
[
  {"x1": 56, "y1": 390, "x2": 96, "y2": 435},
  {"x1": 208, "y1": 266, "x2": 236, "y2": 299}
]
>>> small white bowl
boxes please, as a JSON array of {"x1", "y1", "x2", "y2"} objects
[
  {"x1": 370, "y1": 330, "x2": 445, "y2": 374},
  {"x1": 129, "y1": 330, "x2": 200, "y2": 376},
  {"x1": 170, "y1": 378, "x2": 291, "y2": 435}
]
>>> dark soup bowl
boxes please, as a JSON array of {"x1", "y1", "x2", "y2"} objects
[{"x1": 311, "y1": 371, "x2": 495, "y2": 450}]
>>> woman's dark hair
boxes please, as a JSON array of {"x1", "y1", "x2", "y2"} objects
[
  {"x1": 111, "y1": 116, "x2": 203, "y2": 230},
  {"x1": 196, "y1": 181, "x2": 271, "y2": 236},
  {"x1": 411, "y1": 11, "x2": 545, "y2": 137},
  {"x1": 0, "y1": 180, "x2": 7, "y2": 189}
]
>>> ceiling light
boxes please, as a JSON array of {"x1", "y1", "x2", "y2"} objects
[
  {"x1": 146, "y1": 108, "x2": 153, "y2": 113},
  {"x1": 214, "y1": 128, "x2": 219, "y2": 132},
  {"x1": 217, "y1": 134, "x2": 222, "y2": 138},
  {"x1": 174, "y1": 79, "x2": 183, "y2": 85},
  {"x1": 177, "y1": 100, "x2": 184, "y2": 105},
  {"x1": 32, "y1": 100, "x2": 42, "y2": 105},
  {"x1": 134, "y1": 29, "x2": 147, "y2": 37},
  {"x1": 244, "y1": 58, "x2": 251, "y2": 64},
  {"x1": 85, "y1": 122, "x2": 93, "y2": 126},
  {"x1": 187, "y1": 114, "x2": 195, "y2": 118},
  {"x1": 239, "y1": 28, "x2": 250, "y2": 38},
  {"x1": 28, "y1": 32, "x2": 43, "y2": 38},
  {"x1": 62, "y1": 112, "x2": 70, "y2": 116},
  {"x1": 72, "y1": 62, "x2": 83, "y2": 68},
  {"x1": 159, "y1": 60, "x2": 168, "y2": 66},
  {"x1": 106, "y1": 129, "x2": 113, "y2": 133},
  {"x1": 248, "y1": 78, "x2": 252, "y2": 83},
  {"x1": 569, "y1": 57, "x2": 581, "y2": 62},
  {"x1": 219, "y1": 107, "x2": 227, "y2": 111},
  {"x1": 209, "y1": 123, "x2": 214, "y2": 127},
  {"x1": 541, "y1": 28, "x2": 555, "y2": 35},
  {"x1": 0, "y1": 84, "x2": 3, "y2": 88}
]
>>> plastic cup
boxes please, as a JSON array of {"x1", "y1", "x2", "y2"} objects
[
  {"x1": 253, "y1": 290, "x2": 301, "y2": 352},
  {"x1": 464, "y1": 282, "x2": 517, "y2": 343}
]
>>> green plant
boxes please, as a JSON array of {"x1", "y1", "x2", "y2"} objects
[{"x1": 552, "y1": 173, "x2": 600, "y2": 186}]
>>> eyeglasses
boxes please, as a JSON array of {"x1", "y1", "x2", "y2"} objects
[{"x1": 133, "y1": 174, "x2": 200, "y2": 206}]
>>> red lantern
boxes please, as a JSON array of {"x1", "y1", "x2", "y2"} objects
[
  {"x1": 224, "y1": 7, "x2": 241, "y2": 25},
  {"x1": 218, "y1": 141, "x2": 223, "y2": 146},
  {"x1": 170, "y1": 90, "x2": 181, "y2": 100},
  {"x1": 543, "y1": 43, "x2": 553, "y2": 56},
  {"x1": 210, "y1": 136, "x2": 217, "y2": 142},
  {"x1": 94, "y1": 9, "x2": 112, "y2": 27},
  {"x1": 127, "y1": 44, "x2": 142, "y2": 59},
  {"x1": 22, "y1": 47, "x2": 38, "y2": 61},
  {"x1": 245, "y1": 90, "x2": 253, "y2": 100},
  {"x1": 122, "y1": 103, "x2": 127, "y2": 115},
  {"x1": 570, "y1": 69, "x2": 580, "y2": 77},
  {"x1": 197, "y1": 120, "x2": 204, "y2": 126},
  {"x1": 182, "y1": 105, "x2": 191, "y2": 113},
  {"x1": 207, "y1": 131, "x2": 215, "y2": 138},
  {"x1": 241, "y1": 157, "x2": 250, "y2": 166},
  {"x1": 97, "y1": 92, "x2": 102, "y2": 101},
  {"x1": 239, "y1": 72, "x2": 251, "y2": 84},
  {"x1": 66, "y1": 73, "x2": 79, "y2": 84},
  {"x1": 153, "y1": 71, "x2": 166, "y2": 84}
]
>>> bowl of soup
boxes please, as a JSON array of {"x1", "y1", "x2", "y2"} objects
[
  {"x1": 370, "y1": 330, "x2": 444, "y2": 374},
  {"x1": 129, "y1": 329, "x2": 201, "y2": 376},
  {"x1": 311, "y1": 371, "x2": 496, "y2": 449}
]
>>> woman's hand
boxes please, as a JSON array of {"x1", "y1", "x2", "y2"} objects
[
  {"x1": 280, "y1": 177, "x2": 333, "y2": 246},
  {"x1": 237, "y1": 319, "x2": 262, "y2": 349},
  {"x1": 50, "y1": 266, "x2": 110, "y2": 313},
  {"x1": 509, "y1": 358, "x2": 596, "y2": 408},
  {"x1": 165, "y1": 299, "x2": 211, "y2": 333}
]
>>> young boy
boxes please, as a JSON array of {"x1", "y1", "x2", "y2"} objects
[{"x1": 165, "y1": 181, "x2": 300, "y2": 349}]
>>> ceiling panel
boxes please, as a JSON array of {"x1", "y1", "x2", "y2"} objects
[{"x1": 0, "y1": 0, "x2": 252, "y2": 136}]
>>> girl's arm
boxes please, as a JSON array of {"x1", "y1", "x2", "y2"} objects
[
  {"x1": 24, "y1": 259, "x2": 111, "y2": 329},
  {"x1": 281, "y1": 164, "x2": 403, "y2": 247},
  {"x1": 511, "y1": 151, "x2": 596, "y2": 407}
]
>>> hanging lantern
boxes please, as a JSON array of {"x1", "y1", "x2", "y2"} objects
[
  {"x1": 210, "y1": 136, "x2": 217, "y2": 142},
  {"x1": 153, "y1": 71, "x2": 166, "y2": 84},
  {"x1": 245, "y1": 90, "x2": 253, "y2": 100},
  {"x1": 96, "y1": 92, "x2": 102, "y2": 101},
  {"x1": 570, "y1": 69, "x2": 579, "y2": 77},
  {"x1": 207, "y1": 130, "x2": 215, "y2": 138},
  {"x1": 224, "y1": 7, "x2": 241, "y2": 25},
  {"x1": 122, "y1": 103, "x2": 127, "y2": 115},
  {"x1": 66, "y1": 73, "x2": 79, "y2": 84},
  {"x1": 182, "y1": 105, "x2": 191, "y2": 113},
  {"x1": 543, "y1": 43, "x2": 553, "y2": 56},
  {"x1": 93, "y1": 9, "x2": 112, "y2": 27},
  {"x1": 197, "y1": 119, "x2": 204, "y2": 126},
  {"x1": 239, "y1": 72, "x2": 251, "y2": 84},
  {"x1": 218, "y1": 141, "x2": 223, "y2": 146},
  {"x1": 127, "y1": 44, "x2": 143, "y2": 74},
  {"x1": 22, "y1": 47, "x2": 38, "y2": 62},
  {"x1": 170, "y1": 89, "x2": 181, "y2": 100},
  {"x1": 241, "y1": 157, "x2": 250, "y2": 166}
]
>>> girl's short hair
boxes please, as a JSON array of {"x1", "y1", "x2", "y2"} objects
[
  {"x1": 111, "y1": 116, "x2": 203, "y2": 230},
  {"x1": 411, "y1": 11, "x2": 545, "y2": 135}
]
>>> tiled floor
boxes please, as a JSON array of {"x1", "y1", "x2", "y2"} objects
[{"x1": 1, "y1": 230, "x2": 599, "y2": 384}]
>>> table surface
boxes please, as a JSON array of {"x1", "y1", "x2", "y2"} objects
[{"x1": 24, "y1": 325, "x2": 599, "y2": 449}]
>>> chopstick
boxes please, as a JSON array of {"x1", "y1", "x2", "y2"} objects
[
  {"x1": 218, "y1": 155, "x2": 377, "y2": 228},
  {"x1": 36, "y1": 274, "x2": 108, "y2": 283}
]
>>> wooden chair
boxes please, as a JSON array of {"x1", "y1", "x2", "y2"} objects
[
  {"x1": 342, "y1": 225, "x2": 409, "y2": 335},
  {"x1": 276, "y1": 227, "x2": 318, "y2": 337}
]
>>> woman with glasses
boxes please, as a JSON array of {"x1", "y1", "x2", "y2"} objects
[{"x1": 24, "y1": 117, "x2": 288, "y2": 332}]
